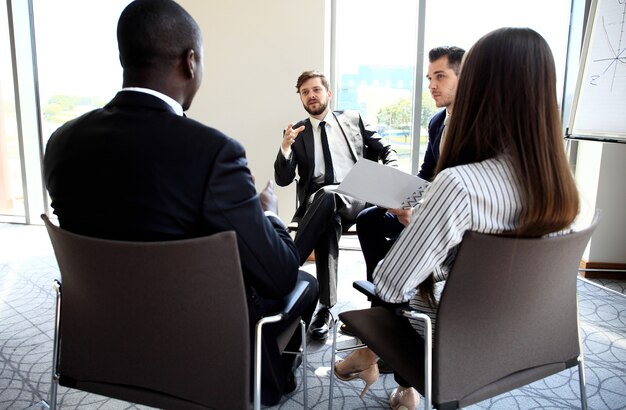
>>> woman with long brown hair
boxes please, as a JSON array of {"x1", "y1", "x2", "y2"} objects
[{"x1": 334, "y1": 27, "x2": 579, "y2": 410}]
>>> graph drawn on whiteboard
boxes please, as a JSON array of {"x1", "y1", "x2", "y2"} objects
[{"x1": 568, "y1": 0, "x2": 626, "y2": 141}]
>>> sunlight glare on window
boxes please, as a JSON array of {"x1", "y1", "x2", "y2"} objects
[
  {"x1": 335, "y1": 0, "x2": 571, "y2": 173},
  {"x1": 335, "y1": 0, "x2": 419, "y2": 172},
  {"x1": 32, "y1": 0, "x2": 132, "y2": 145}
]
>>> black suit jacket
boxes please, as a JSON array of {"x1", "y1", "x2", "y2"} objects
[
  {"x1": 45, "y1": 91, "x2": 298, "y2": 300},
  {"x1": 44, "y1": 91, "x2": 302, "y2": 398},
  {"x1": 418, "y1": 108, "x2": 446, "y2": 181},
  {"x1": 273, "y1": 110, "x2": 398, "y2": 219}
]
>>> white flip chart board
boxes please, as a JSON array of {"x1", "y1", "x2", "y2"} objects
[{"x1": 568, "y1": 0, "x2": 626, "y2": 142}]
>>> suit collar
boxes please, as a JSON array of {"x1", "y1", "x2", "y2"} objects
[
  {"x1": 106, "y1": 91, "x2": 179, "y2": 115},
  {"x1": 121, "y1": 87, "x2": 183, "y2": 116},
  {"x1": 301, "y1": 118, "x2": 315, "y2": 176},
  {"x1": 332, "y1": 112, "x2": 358, "y2": 161}
]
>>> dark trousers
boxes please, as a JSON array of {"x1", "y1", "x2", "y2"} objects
[
  {"x1": 257, "y1": 270, "x2": 319, "y2": 405},
  {"x1": 356, "y1": 206, "x2": 405, "y2": 281},
  {"x1": 294, "y1": 186, "x2": 365, "y2": 307}
]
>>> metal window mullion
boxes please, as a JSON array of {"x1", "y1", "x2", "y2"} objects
[
  {"x1": 410, "y1": 0, "x2": 427, "y2": 175},
  {"x1": 6, "y1": 0, "x2": 45, "y2": 224}
]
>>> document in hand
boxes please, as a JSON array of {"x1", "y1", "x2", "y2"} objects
[{"x1": 336, "y1": 159, "x2": 429, "y2": 209}]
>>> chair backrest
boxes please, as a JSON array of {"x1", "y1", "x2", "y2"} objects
[
  {"x1": 433, "y1": 215, "x2": 599, "y2": 407},
  {"x1": 42, "y1": 215, "x2": 250, "y2": 409}
]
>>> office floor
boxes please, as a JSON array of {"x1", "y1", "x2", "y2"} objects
[{"x1": 1, "y1": 223, "x2": 626, "y2": 409}]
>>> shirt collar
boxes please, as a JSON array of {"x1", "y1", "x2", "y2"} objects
[
  {"x1": 121, "y1": 87, "x2": 184, "y2": 116},
  {"x1": 310, "y1": 111, "x2": 334, "y2": 130}
]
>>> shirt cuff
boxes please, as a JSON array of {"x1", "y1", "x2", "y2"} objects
[
  {"x1": 264, "y1": 210, "x2": 280, "y2": 219},
  {"x1": 280, "y1": 146, "x2": 292, "y2": 159}
]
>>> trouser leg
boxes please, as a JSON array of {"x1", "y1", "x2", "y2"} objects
[
  {"x1": 294, "y1": 188, "x2": 338, "y2": 266},
  {"x1": 295, "y1": 186, "x2": 365, "y2": 307},
  {"x1": 314, "y1": 213, "x2": 341, "y2": 307},
  {"x1": 356, "y1": 206, "x2": 404, "y2": 281}
]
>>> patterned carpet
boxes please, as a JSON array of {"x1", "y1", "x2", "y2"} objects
[{"x1": 1, "y1": 224, "x2": 625, "y2": 409}]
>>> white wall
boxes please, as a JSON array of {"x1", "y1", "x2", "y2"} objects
[
  {"x1": 179, "y1": 0, "x2": 329, "y2": 222},
  {"x1": 575, "y1": 141, "x2": 626, "y2": 264}
]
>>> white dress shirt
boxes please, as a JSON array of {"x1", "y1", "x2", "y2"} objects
[
  {"x1": 281, "y1": 112, "x2": 356, "y2": 184},
  {"x1": 308, "y1": 112, "x2": 355, "y2": 184}
]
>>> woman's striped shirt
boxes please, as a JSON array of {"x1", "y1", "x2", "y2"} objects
[{"x1": 372, "y1": 156, "x2": 524, "y2": 333}]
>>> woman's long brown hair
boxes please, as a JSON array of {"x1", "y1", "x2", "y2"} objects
[{"x1": 420, "y1": 27, "x2": 579, "y2": 305}]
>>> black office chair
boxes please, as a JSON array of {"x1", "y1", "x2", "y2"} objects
[
  {"x1": 330, "y1": 214, "x2": 599, "y2": 410},
  {"x1": 41, "y1": 214, "x2": 310, "y2": 410}
]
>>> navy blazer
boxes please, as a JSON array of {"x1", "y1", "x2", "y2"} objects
[
  {"x1": 274, "y1": 110, "x2": 398, "y2": 219},
  {"x1": 418, "y1": 108, "x2": 446, "y2": 181}
]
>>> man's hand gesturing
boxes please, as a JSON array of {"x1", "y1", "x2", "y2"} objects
[{"x1": 281, "y1": 123, "x2": 306, "y2": 152}]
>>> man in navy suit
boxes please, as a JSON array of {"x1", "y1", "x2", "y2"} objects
[
  {"x1": 355, "y1": 46, "x2": 465, "y2": 302},
  {"x1": 43, "y1": 0, "x2": 318, "y2": 405},
  {"x1": 274, "y1": 71, "x2": 398, "y2": 340}
]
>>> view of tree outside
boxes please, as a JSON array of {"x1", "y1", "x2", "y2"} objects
[
  {"x1": 32, "y1": 0, "x2": 131, "y2": 146},
  {"x1": 334, "y1": 0, "x2": 419, "y2": 171},
  {"x1": 335, "y1": 0, "x2": 571, "y2": 173}
]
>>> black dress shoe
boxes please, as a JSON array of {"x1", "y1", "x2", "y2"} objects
[
  {"x1": 309, "y1": 307, "x2": 333, "y2": 340},
  {"x1": 284, "y1": 369, "x2": 297, "y2": 394},
  {"x1": 283, "y1": 355, "x2": 302, "y2": 394},
  {"x1": 340, "y1": 322, "x2": 356, "y2": 336}
]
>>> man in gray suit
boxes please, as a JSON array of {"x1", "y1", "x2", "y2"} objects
[{"x1": 274, "y1": 71, "x2": 397, "y2": 340}]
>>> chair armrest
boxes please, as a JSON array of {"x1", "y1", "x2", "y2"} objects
[
  {"x1": 353, "y1": 280, "x2": 411, "y2": 312},
  {"x1": 396, "y1": 305, "x2": 419, "y2": 318},
  {"x1": 274, "y1": 280, "x2": 311, "y2": 318},
  {"x1": 353, "y1": 280, "x2": 378, "y2": 300}
]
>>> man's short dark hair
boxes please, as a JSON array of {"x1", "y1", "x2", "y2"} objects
[
  {"x1": 295, "y1": 71, "x2": 330, "y2": 93},
  {"x1": 428, "y1": 46, "x2": 465, "y2": 75},
  {"x1": 117, "y1": 0, "x2": 202, "y2": 70}
]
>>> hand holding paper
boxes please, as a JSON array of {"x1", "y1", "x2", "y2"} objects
[{"x1": 336, "y1": 159, "x2": 429, "y2": 209}]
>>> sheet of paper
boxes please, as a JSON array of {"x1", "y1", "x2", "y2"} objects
[{"x1": 336, "y1": 159, "x2": 429, "y2": 209}]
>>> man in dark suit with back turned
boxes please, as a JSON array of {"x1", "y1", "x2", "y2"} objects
[
  {"x1": 355, "y1": 46, "x2": 465, "y2": 290},
  {"x1": 274, "y1": 71, "x2": 397, "y2": 340},
  {"x1": 43, "y1": 0, "x2": 318, "y2": 405}
]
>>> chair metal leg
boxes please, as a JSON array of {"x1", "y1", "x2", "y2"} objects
[
  {"x1": 577, "y1": 355, "x2": 588, "y2": 410},
  {"x1": 328, "y1": 318, "x2": 371, "y2": 409},
  {"x1": 423, "y1": 316, "x2": 432, "y2": 410},
  {"x1": 576, "y1": 302, "x2": 588, "y2": 410},
  {"x1": 255, "y1": 315, "x2": 308, "y2": 410},
  {"x1": 48, "y1": 280, "x2": 62, "y2": 410},
  {"x1": 329, "y1": 319, "x2": 338, "y2": 410},
  {"x1": 402, "y1": 311, "x2": 432, "y2": 410},
  {"x1": 254, "y1": 314, "x2": 283, "y2": 410},
  {"x1": 300, "y1": 319, "x2": 308, "y2": 410}
]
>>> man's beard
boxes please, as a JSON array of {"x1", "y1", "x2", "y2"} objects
[{"x1": 303, "y1": 100, "x2": 328, "y2": 116}]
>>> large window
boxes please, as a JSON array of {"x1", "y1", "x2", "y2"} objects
[
  {"x1": 423, "y1": 0, "x2": 571, "y2": 104},
  {"x1": 33, "y1": 0, "x2": 131, "y2": 148},
  {"x1": 334, "y1": 0, "x2": 572, "y2": 174},
  {"x1": 334, "y1": 0, "x2": 419, "y2": 172},
  {"x1": 0, "y1": 0, "x2": 130, "y2": 224},
  {"x1": 0, "y1": 2, "x2": 24, "y2": 222}
]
